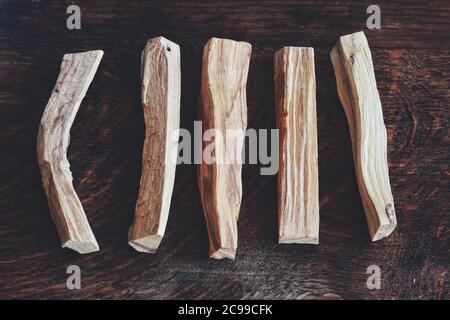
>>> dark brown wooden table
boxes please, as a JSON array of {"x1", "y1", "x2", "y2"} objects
[{"x1": 0, "y1": 0, "x2": 448, "y2": 300}]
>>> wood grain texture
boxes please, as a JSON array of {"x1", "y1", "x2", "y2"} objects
[
  {"x1": 128, "y1": 37, "x2": 181, "y2": 253},
  {"x1": 37, "y1": 50, "x2": 103, "y2": 254},
  {"x1": 0, "y1": 0, "x2": 448, "y2": 300},
  {"x1": 198, "y1": 37, "x2": 252, "y2": 260},
  {"x1": 331, "y1": 31, "x2": 396, "y2": 241},
  {"x1": 274, "y1": 47, "x2": 319, "y2": 244}
]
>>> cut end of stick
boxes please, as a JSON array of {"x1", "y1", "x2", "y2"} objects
[
  {"x1": 338, "y1": 31, "x2": 365, "y2": 42},
  {"x1": 210, "y1": 248, "x2": 236, "y2": 260},
  {"x1": 64, "y1": 49, "x2": 104, "y2": 59},
  {"x1": 128, "y1": 234, "x2": 163, "y2": 254},
  {"x1": 279, "y1": 237, "x2": 319, "y2": 245},
  {"x1": 146, "y1": 36, "x2": 180, "y2": 50},
  {"x1": 62, "y1": 239, "x2": 99, "y2": 254},
  {"x1": 206, "y1": 37, "x2": 252, "y2": 50},
  {"x1": 371, "y1": 203, "x2": 397, "y2": 241},
  {"x1": 371, "y1": 222, "x2": 397, "y2": 242},
  {"x1": 371, "y1": 204, "x2": 397, "y2": 241}
]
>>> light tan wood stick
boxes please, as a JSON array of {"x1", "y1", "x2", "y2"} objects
[
  {"x1": 274, "y1": 47, "x2": 319, "y2": 244},
  {"x1": 330, "y1": 31, "x2": 397, "y2": 241},
  {"x1": 37, "y1": 50, "x2": 103, "y2": 254},
  {"x1": 128, "y1": 37, "x2": 181, "y2": 253},
  {"x1": 198, "y1": 38, "x2": 251, "y2": 260}
]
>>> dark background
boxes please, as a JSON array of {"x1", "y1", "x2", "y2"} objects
[{"x1": 0, "y1": 0, "x2": 448, "y2": 299}]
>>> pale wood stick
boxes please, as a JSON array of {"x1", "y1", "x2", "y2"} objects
[
  {"x1": 274, "y1": 47, "x2": 319, "y2": 244},
  {"x1": 128, "y1": 37, "x2": 181, "y2": 253},
  {"x1": 330, "y1": 31, "x2": 397, "y2": 241},
  {"x1": 198, "y1": 38, "x2": 251, "y2": 260},
  {"x1": 37, "y1": 50, "x2": 103, "y2": 254}
]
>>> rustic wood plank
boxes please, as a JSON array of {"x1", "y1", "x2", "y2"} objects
[
  {"x1": 128, "y1": 37, "x2": 181, "y2": 253},
  {"x1": 198, "y1": 37, "x2": 252, "y2": 260},
  {"x1": 37, "y1": 50, "x2": 103, "y2": 254},
  {"x1": 330, "y1": 31, "x2": 397, "y2": 241},
  {"x1": 274, "y1": 47, "x2": 319, "y2": 244}
]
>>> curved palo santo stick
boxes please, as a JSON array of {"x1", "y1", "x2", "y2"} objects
[
  {"x1": 330, "y1": 31, "x2": 397, "y2": 241},
  {"x1": 198, "y1": 38, "x2": 251, "y2": 260},
  {"x1": 128, "y1": 37, "x2": 181, "y2": 253},
  {"x1": 274, "y1": 47, "x2": 319, "y2": 244},
  {"x1": 37, "y1": 50, "x2": 103, "y2": 254}
]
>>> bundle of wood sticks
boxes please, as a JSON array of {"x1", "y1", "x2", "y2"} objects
[{"x1": 37, "y1": 31, "x2": 397, "y2": 259}]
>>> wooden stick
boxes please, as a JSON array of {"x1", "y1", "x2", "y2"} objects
[
  {"x1": 274, "y1": 47, "x2": 319, "y2": 244},
  {"x1": 128, "y1": 37, "x2": 181, "y2": 253},
  {"x1": 37, "y1": 50, "x2": 103, "y2": 254},
  {"x1": 330, "y1": 31, "x2": 397, "y2": 241},
  {"x1": 198, "y1": 38, "x2": 251, "y2": 260}
]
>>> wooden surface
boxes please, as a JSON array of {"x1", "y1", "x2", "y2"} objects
[{"x1": 0, "y1": 0, "x2": 448, "y2": 299}]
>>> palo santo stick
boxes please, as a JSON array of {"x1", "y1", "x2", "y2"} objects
[
  {"x1": 37, "y1": 50, "x2": 103, "y2": 254},
  {"x1": 128, "y1": 37, "x2": 181, "y2": 253},
  {"x1": 330, "y1": 31, "x2": 397, "y2": 241},
  {"x1": 198, "y1": 38, "x2": 251, "y2": 260},
  {"x1": 274, "y1": 47, "x2": 319, "y2": 244}
]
